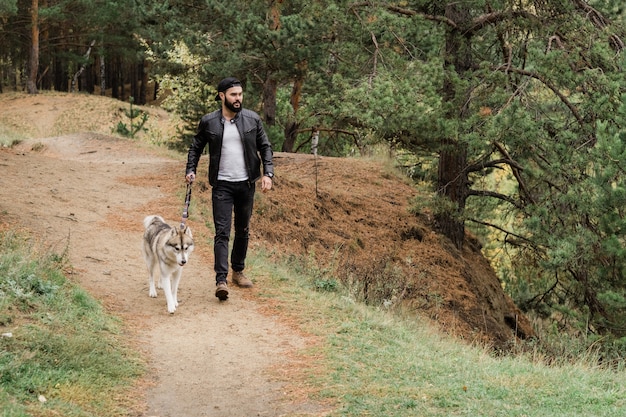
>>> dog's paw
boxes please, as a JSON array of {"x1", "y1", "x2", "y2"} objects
[
  {"x1": 149, "y1": 289, "x2": 157, "y2": 298},
  {"x1": 167, "y1": 305, "x2": 176, "y2": 314}
]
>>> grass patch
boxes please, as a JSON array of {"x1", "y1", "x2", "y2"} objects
[
  {"x1": 248, "y1": 250, "x2": 626, "y2": 417},
  {"x1": 0, "y1": 231, "x2": 144, "y2": 417},
  {"x1": 0, "y1": 124, "x2": 24, "y2": 148}
]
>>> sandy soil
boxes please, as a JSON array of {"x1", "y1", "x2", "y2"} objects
[{"x1": 0, "y1": 132, "x2": 326, "y2": 417}]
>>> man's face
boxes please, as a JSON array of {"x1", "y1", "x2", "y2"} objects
[{"x1": 223, "y1": 86, "x2": 243, "y2": 113}]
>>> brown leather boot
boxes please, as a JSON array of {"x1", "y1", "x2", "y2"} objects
[
  {"x1": 232, "y1": 271, "x2": 253, "y2": 288},
  {"x1": 215, "y1": 281, "x2": 229, "y2": 300}
]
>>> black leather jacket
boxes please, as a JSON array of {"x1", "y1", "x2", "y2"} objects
[{"x1": 186, "y1": 108, "x2": 274, "y2": 186}]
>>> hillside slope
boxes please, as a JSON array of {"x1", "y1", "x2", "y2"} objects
[{"x1": 249, "y1": 153, "x2": 534, "y2": 349}]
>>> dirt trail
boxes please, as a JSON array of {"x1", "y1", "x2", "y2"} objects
[{"x1": 0, "y1": 133, "x2": 324, "y2": 417}]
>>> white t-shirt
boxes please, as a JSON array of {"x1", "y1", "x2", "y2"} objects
[{"x1": 218, "y1": 120, "x2": 248, "y2": 182}]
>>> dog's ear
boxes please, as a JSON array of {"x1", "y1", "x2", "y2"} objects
[{"x1": 183, "y1": 226, "x2": 193, "y2": 238}]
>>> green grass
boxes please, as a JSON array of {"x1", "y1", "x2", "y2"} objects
[
  {"x1": 0, "y1": 231, "x2": 144, "y2": 417},
  {"x1": 248, "y1": 251, "x2": 626, "y2": 417}
]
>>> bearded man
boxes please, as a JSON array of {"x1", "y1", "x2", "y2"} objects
[{"x1": 185, "y1": 77, "x2": 274, "y2": 301}]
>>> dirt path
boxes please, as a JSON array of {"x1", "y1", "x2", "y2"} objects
[{"x1": 0, "y1": 133, "x2": 323, "y2": 417}]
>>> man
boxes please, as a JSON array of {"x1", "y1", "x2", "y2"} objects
[{"x1": 185, "y1": 77, "x2": 274, "y2": 301}]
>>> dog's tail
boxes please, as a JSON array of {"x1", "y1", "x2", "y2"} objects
[{"x1": 143, "y1": 215, "x2": 164, "y2": 229}]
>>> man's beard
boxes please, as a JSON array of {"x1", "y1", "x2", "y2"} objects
[{"x1": 225, "y1": 99, "x2": 242, "y2": 113}]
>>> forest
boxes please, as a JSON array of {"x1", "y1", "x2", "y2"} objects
[{"x1": 3, "y1": 0, "x2": 626, "y2": 356}]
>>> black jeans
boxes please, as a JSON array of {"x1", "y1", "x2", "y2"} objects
[{"x1": 212, "y1": 180, "x2": 255, "y2": 283}]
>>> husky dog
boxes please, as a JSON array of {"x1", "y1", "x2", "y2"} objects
[{"x1": 142, "y1": 215, "x2": 194, "y2": 313}]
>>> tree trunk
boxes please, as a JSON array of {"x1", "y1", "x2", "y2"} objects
[
  {"x1": 290, "y1": 65, "x2": 306, "y2": 113},
  {"x1": 39, "y1": 2, "x2": 50, "y2": 90},
  {"x1": 130, "y1": 63, "x2": 138, "y2": 102},
  {"x1": 437, "y1": 139, "x2": 468, "y2": 248},
  {"x1": 435, "y1": 3, "x2": 473, "y2": 249},
  {"x1": 262, "y1": 0, "x2": 282, "y2": 126},
  {"x1": 84, "y1": 64, "x2": 95, "y2": 93},
  {"x1": 100, "y1": 55, "x2": 106, "y2": 95},
  {"x1": 71, "y1": 40, "x2": 95, "y2": 93},
  {"x1": 111, "y1": 59, "x2": 119, "y2": 99},
  {"x1": 27, "y1": 0, "x2": 39, "y2": 94},
  {"x1": 139, "y1": 60, "x2": 148, "y2": 105},
  {"x1": 282, "y1": 121, "x2": 298, "y2": 152},
  {"x1": 281, "y1": 72, "x2": 306, "y2": 153},
  {"x1": 119, "y1": 63, "x2": 126, "y2": 102},
  {"x1": 263, "y1": 76, "x2": 277, "y2": 126}
]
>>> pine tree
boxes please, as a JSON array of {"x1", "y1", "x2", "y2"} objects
[{"x1": 374, "y1": 0, "x2": 626, "y2": 337}]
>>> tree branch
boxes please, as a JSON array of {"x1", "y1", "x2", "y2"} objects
[
  {"x1": 350, "y1": 4, "x2": 382, "y2": 86},
  {"x1": 386, "y1": 5, "x2": 457, "y2": 28},
  {"x1": 521, "y1": 275, "x2": 559, "y2": 310},
  {"x1": 467, "y1": 218, "x2": 534, "y2": 244},
  {"x1": 493, "y1": 142, "x2": 535, "y2": 205},
  {"x1": 466, "y1": 157, "x2": 524, "y2": 174},
  {"x1": 467, "y1": 10, "x2": 539, "y2": 35},
  {"x1": 296, "y1": 126, "x2": 357, "y2": 137},
  {"x1": 487, "y1": 64, "x2": 584, "y2": 126},
  {"x1": 572, "y1": 0, "x2": 624, "y2": 51},
  {"x1": 467, "y1": 189, "x2": 523, "y2": 209},
  {"x1": 349, "y1": 2, "x2": 457, "y2": 28}
]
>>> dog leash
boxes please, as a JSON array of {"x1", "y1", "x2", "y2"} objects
[{"x1": 180, "y1": 182, "x2": 192, "y2": 230}]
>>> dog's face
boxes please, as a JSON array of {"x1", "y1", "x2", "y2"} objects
[{"x1": 165, "y1": 226, "x2": 194, "y2": 266}]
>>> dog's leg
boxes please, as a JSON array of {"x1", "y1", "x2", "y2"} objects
[
  {"x1": 149, "y1": 271, "x2": 158, "y2": 298},
  {"x1": 144, "y1": 251, "x2": 159, "y2": 298},
  {"x1": 172, "y1": 268, "x2": 182, "y2": 309},
  {"x1": 160, "y1": 267, "x2": 176, "y2": 314}
]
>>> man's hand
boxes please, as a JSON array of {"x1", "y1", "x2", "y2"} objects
[
  {"x1": 186, "y1": 173, "x2": 196, "y2": 184},
  {"x1": 261, "y1": 175, "x2": 272, "y2": 192}
]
